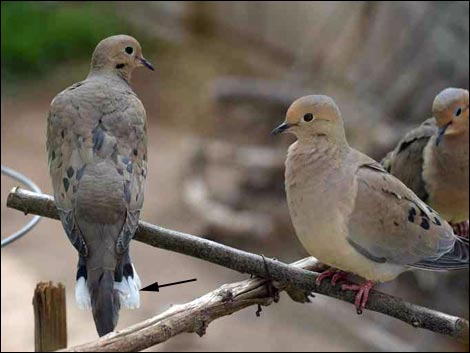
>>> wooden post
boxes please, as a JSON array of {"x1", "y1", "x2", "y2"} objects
[{"x1": 33, "y1": 282, "x2": 67, "y2": 352}]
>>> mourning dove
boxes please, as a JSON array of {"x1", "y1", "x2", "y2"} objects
[
  {"x1": 272, "y1": 95, "x2": 469, "y2": 312},
  {"x1": 382, "y1": 88, "x2": 469, "y2": 237},
  {"x1": 46, "y1": 35, "x2": 154, "y2": 336}
]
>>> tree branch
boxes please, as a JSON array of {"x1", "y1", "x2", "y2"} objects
[
  {"x1": 61, "y1": 258, "x2": 322, "y2": 352},
  {"x1": 6, "y1": 187, "x2": 470, "y2": 345}
]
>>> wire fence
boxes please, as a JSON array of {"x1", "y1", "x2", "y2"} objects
[{"x1": 1, "y1": 165, "x2": 42, "y2": 248}]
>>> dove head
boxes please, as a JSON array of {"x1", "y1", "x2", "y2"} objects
[
  {"x1": 90, "y1": 35, "x2": 154, "y2": 82},
  {"x1": 433, "y1": 88, "x2": 469, "y2": 145},
  {"x1": 272, "y1": 95, "x2": 347, "y2": 144}
]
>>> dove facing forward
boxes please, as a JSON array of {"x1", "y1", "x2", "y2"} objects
[
  {"x1": 47, "y1": 35, "x2": 154, "y2": 336},
  {"x1": 382, "y1": 88, "x2": 469, "y2": 237},
  {"x1": 272, "y1": 95, "x2": 469, "y2": 313}
]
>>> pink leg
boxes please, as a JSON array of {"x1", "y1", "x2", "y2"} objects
[
  {"x1": 451, "y1": 221, "x2": 469, "y2": 238},
  {"x1": 341, "y1": 280, "x2": 375, "y2": 314},
  {"x1": 316, "y1": 269, "x2": 348, "y2": 286}
]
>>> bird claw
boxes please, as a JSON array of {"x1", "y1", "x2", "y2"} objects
[
  {"x1": 316, "y1": 269, "x2": 348, "y2": 286},
  {"x1": 341, "y1": 280, "x2": 375, "y2": 314}
]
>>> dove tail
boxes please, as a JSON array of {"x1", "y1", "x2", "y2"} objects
[
  {"x1": 89, "y1": 269, "x2": 120, "y2": 337},
  {"x1": 73, "y1": 220, "x2": 140, "y2": 335}
]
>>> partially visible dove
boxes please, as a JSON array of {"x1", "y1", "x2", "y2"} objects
[
  {"x1": 272, "y1": 95, "x2": 469, "y2": 313},
  {"x1": 382, "y1": 88, "x2": 469, "y2": 237},
  {"x1": 46, "y1": 35, "x2": 154, "y2": 336}
]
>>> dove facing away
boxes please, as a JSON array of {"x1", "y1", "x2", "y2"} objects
[
  {"x1": 382, "y1": 88, "x2": 469, "y2": 237},
  {"x1": 272, "y1": 95, "x2": 469, "y2": 312},
  {"x1": 47, "y1": 35, "x2": 154, "y2": 336}
]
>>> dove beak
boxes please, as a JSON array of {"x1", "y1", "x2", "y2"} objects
[
  {"x1": 139, "y1": 57, "x2": 154, "y2": 71},
  {"x1": 436, "y1": 121, "x2": 451, "y2": 146},
  {"x1": 271, "y1": 122, "x2": 292, "y2": 136}
]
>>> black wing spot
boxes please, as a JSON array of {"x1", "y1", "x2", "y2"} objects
[
  {"x1": 67, "y1": 166, "x2": 74, "y2": 178},
  {"x1": 420, "y1": 218, "x2": 430, "y2": 230},
  {"x1": 420, "y1": 209, "x2": 429, "y2": 219},
  {"x1": 433, "y1": 217, "x2": 442, "y2": 226},
  {"x1": 126, "y1": 163, "x2": 133, "y2": 173},
  {"x1": 63, "y1": 178, "x2": 69, "y2": 192},
  {"x1": 76, "y1": 165, "x2": 86, "y2": 180}
]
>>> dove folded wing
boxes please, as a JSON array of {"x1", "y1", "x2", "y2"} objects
[{"x1": 347, "y1": 157, "x2": 467, "y2": 271}]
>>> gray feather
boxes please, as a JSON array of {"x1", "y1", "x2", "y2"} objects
[
  {"x1": 410, "y1": 237, "x2": 469, "y2": 270},
  {"x1": 89, "y1": 270, "x2": 120, "y2": 336}
]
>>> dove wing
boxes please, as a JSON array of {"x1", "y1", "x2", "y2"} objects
[{"x1": 347, "y1": 155, "x2": 467, "y2": 269}]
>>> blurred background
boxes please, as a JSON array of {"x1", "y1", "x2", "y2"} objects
[{"x1": 1, "y1": 1, "x2": 469, "y2": 351}]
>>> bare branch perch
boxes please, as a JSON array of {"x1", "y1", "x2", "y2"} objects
[
  {"x1": 7, "y1": 187, "x2": 470, "y2": 344},
  {"x1": 61, "y1": 258, "x2": 322, "y2": 352}
]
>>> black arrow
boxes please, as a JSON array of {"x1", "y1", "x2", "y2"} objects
[{"x1": 140, "y1": 278, "x2": 197, "y2": 292}]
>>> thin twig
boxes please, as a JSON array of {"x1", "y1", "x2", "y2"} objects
[{"x1": 6, "y1": 187, "x2": 470, "y2": 344}]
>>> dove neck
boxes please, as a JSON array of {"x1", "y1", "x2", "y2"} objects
[
  {"x1": 88, "y1": 67, "x2": 132, "y2": 86},
  {"x1": 296, "y1": 125, "x2": 349, "y2": 151},
  {"x1": 293, "y1": 135, "x2": 350, "y2": 168}
]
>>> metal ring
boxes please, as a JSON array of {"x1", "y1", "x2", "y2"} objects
[{"x1": 1, "y1": 165, "x2": 42, "y2": 248}]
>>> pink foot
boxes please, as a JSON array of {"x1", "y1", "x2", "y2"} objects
[
  {"x1": 341, "y1": 280, "x2": 375, "y2": 314},
  {"x1": 316, "y1": 269, "x2": 348, "y2": 286},
  {"x1": 451, "y1": 221, "x2": 469, "y2": 238}
]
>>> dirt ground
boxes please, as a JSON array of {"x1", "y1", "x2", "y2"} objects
[{"x1": 1, "y1": 52, "x2": 468, "y2": 352}]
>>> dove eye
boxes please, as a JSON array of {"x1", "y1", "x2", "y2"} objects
[
  {"x1": 455, "y1": 107, "x2": 462, "y2": 117},
  {"x1": 125, "y1": 46, "x2": 134, "y2": 55},
  {"x1": 303, "y1": 113, "x2": 314, "y2": 122}
]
